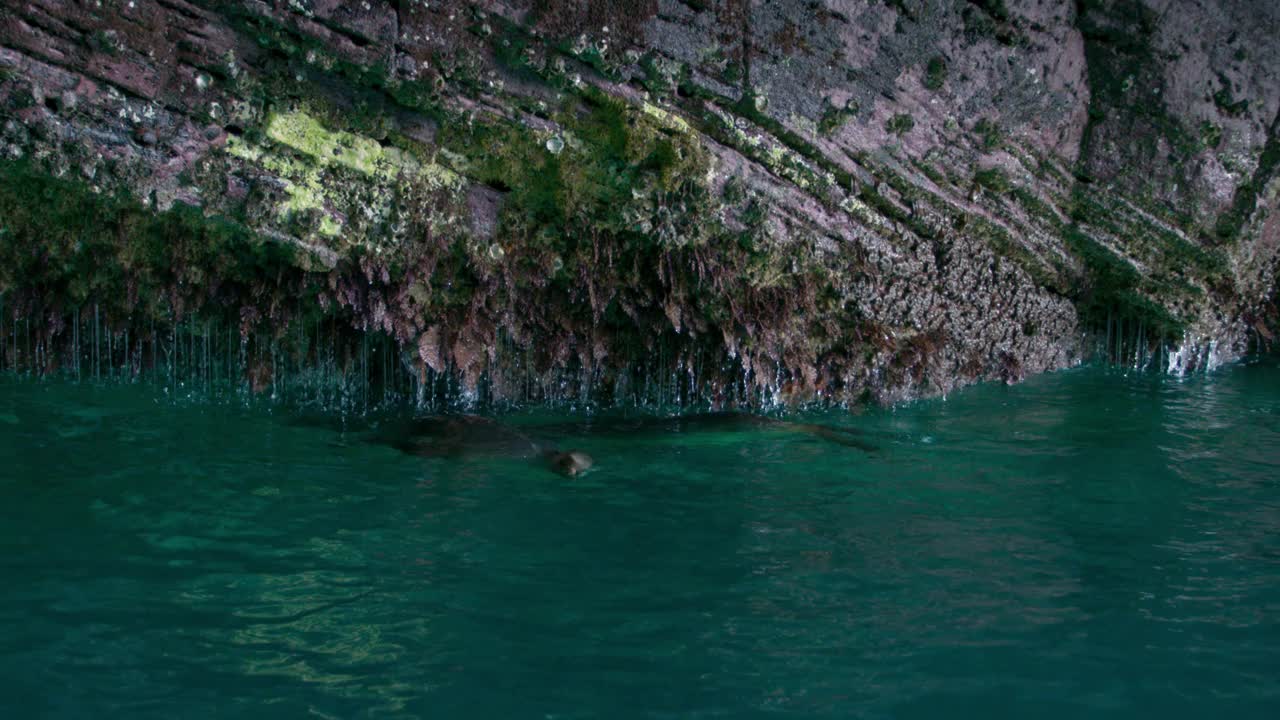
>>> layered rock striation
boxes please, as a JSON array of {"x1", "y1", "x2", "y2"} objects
[{"x1": 0, "y1": 0, "x2": 1277, "y2": 406}]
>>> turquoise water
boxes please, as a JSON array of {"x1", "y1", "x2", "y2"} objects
[{"x1": 1, "y1": 362, "x2": 1278, "y2": 719}]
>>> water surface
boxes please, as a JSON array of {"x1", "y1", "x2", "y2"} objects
[{"x1": 1, "y1": 362, "x2": 1278, "y2": 718}]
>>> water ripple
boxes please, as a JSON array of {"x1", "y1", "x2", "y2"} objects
[{"x1": 1, "y1": 362, "x2": 1279, "y2": 717}]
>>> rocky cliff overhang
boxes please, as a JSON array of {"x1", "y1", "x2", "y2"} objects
[{"x1": 0, "y1": 0, "x2": 1277, "y2": 407}]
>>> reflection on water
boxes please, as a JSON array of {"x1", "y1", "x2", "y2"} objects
[{"x1": 1, "y1": 360, "x2": 1279, "y2": 718}]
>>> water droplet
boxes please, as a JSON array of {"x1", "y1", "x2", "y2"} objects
[{"x1": 546, "y1": 136, "x2": 565, "y2": 155}]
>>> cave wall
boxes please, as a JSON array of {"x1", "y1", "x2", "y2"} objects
[{"x1": 0, "y1": 0, "x2": 1276, "y2": 405}]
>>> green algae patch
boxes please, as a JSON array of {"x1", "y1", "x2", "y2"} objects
[
  {"x1": 264, "y1": 110, "x2": 460, "y2": 191},
  {"x1": 260, "y1": 109, "x2": 462, "y2": 193},
  {"x1": 641, "y1": 102, "x2": 694, "y2": 135},
  {"x1": 974, "y1": 168, "x2": 1012, "y2": 194},
  {"x1": 968, "y1": 215, "x2": 1067, "y2": 293},
  {"x1": 1063, "y1": 227, "x2": 1184, "y2": 342},
  {"x1": 224, "y1": 110, "x2": 465, "y2": 246},
  {"x1": 886, "y1": 113, "x2": 915, "y2": 136},
  {"x1": 225, "y1": 133, "x2": 343, "y2": 237},
  {"x1": 973, "y1": 118, "x2": 1003, "y2": 150},
  {"x1": 439, "y1": 88, "x2": 714, "y2": 246},
  {"x1": 0, "y1": 158, "x2": 420, "y2": 388},
  {"x1": 266, "y1": 110, "x2": 391, "y2": 177},
  {"x1": 1061, "y1": 181, "x2": 1232, "y2": 346},
  {"x1": 0, "y1": 159, "x2": 321, "y2": 328},
  {"x1": 818, "y1": 99, "x2": 858, "y2": 136},
  {"x1": 923, "y1": 56, "x2": 948, "y2": 91}
]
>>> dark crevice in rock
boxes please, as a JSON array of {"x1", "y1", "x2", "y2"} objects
[
  {"x1": 310, "y1": 16, "x2": 375, "y2": 50},
  {"x1": 154, "y1": 0, "x2": 208, "y2": 23}
]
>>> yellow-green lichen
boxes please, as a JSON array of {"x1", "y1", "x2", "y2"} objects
[
  {"x1": 226, "y1": 133, "x2": 343, "y2": 236},
  {"x1": 266, "y1": 110, "x2": 387, "y2": 175},
  {"x1": 224, "y1": 111, "x2": 467, "y2": 244},
  {"x1": 641, "y1": 102, "x2": 693, "y2": 135},
  {"x1": 264, "y1": 110, "x2": 461, "y2": 190}
]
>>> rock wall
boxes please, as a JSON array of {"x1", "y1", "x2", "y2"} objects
[{"x1": 0, "y1": 0, "x2": 1276, "y2": 406}]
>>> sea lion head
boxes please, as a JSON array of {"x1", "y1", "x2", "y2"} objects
[{"x1": 547, "y1": 450, "x2": 594, "y2": 477}]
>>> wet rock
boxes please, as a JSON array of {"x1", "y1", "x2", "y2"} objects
[
  {"x1": 0, "y1": 0, "x2": 1275, "y2": 406},
  {"x1": 467, "y1": 184, "x2": 505, "y2": 241}
]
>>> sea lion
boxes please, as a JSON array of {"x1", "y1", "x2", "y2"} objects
[
  {"x1": 299, "y1": 412, "x2": 595, "y2": 477},
  {"x1": 291, "y1": 409, "x2": 867, "y2": 477},
  {"x1": 377, "y1": 415, "x2": 537, "y2": 459},
  {"x1": 543, "y1": 449, "x2": 594, "y2": 477}
]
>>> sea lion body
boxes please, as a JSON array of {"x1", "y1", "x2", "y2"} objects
[
  {"x1": 293, "y1": 409, "x2": 867, "y2": 479},
  {"x1": 367, "y1": 414, "x2": 595, "y2": 476},
  {"x1": 377, "y1": 415, "x2": 540, "y2": 460},
  {"x1": 543, "y1": 449, "x2": 594, "y2": 477}
]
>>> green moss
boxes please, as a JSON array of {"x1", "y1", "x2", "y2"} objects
[
  {"x1": 88, "y1": 29, "x2": 122, "y2": 56},
  {"x1": 961, "y1": 0, "x2": 1022, "y2": 45},
  {"x1": 266, "y1": 110, "x2": 408, "y2": 179},
  {"x1": 556, "y1": 38, "x2": 621, "y2": 82},
  {"x1": 0, "y1": 159, "x2": 313, "y2": 321},
  {"x1": 973, "y1": 167, "x2": 1011, "y2": 194},
  {"x1": 492, "y1": 29, "x2": 535, "y2": 76},
  {"x1": 439, "y1": 87, "x2": 711, "y2": 245},
  {"x1": 672, "y1": 85, "x2": 851, "y2": 195},
  {"x1": 973, "y1": 118, "x2": 1002, "y2": 150},
  {"x1": 923, "y1": 56, "x2": 948, "y2": 91},
  {"x1": 856, "y1": 180, "x2": 947, "y2": 243},
  {"x1": 635, "y1": 102, "x2": 689, "y2": 136},
  {"x1": 673, "y1": 89, "x2": 855, "y2": 208},
  {"x1": 222, "y1": 104, "x2": 468, "y2": 246},
  {"x1": 1065, "y1": 229, "x2": 1131, "y2": 292},
  {"x1": 1011, "y1": 187, "x2": 1062, "y2": 228},
  {"x1": 1212, "y1": 76, "x2": 1250, "y2": 117},
  {"x1": 915, "y1": 161, "x2": 949, "y2": 187},
  {"x1": 885, "y1": 113, "x2": 915, "y2": 136},
  {"x1": 968, "y1": 216, "x2": 1064, "y2": 292},
  {"x1": 1199, "y1": 121, "x2": 1223, "y2": 150},
  {"x1": 1063, "y1": 227, "x2": 1184, "y2": 340},
  {"x1": 1067, "y1": 186, "x2": 1222, "y2": 294},
  {"x1": 1006, "y1": 173, "x2": 1216, "y2": 331},
  {"x1": 639, "y1": 53, "x2": 683, "y2": 98},
  {"x1": 818, "y1": 100, "x2": 858, "y2": 136}
]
